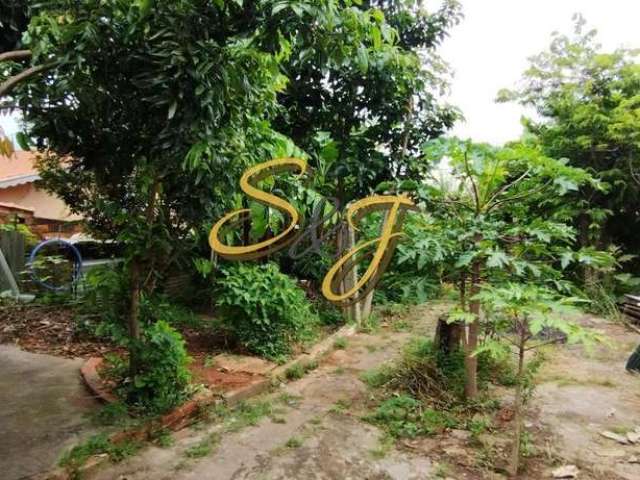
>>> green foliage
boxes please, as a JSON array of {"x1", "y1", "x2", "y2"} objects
[
  {"x1": 113, "y1": 321, "x2": 192, "y2": 414},
  {"x1": 59, "y1": 434, "x2": 141, "y2": 470},
  {"x1": 499, "y1": 15, "x2": 640, "y2": 269},
  {"x1": 215, "y1": 262, "x2": 318, "y2": 360},
  {"x1": 184, "y1": 432, "x2": 220, "y2": 459},
  {"x1": 284, "y1": 359, "x2": 318, "y2": 380},
  {"x1": 366, "y1": 394, "x2": 458, "y2": 438},
  {"x1": 333, "y1": 337, "x2": 348, "y2": 349}
]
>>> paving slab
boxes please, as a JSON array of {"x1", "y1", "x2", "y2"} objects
[{"x1": 0, "y1": 344, "x2": 100, "y2": 480}]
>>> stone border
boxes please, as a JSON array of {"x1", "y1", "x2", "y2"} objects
[{"x1": 45, "y1": 322, "x2": 359, "y2": 480}]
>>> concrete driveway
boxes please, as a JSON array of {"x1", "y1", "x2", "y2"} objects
[{"x1": 0, "y1": 345, "x2": 99, "y2": 480}]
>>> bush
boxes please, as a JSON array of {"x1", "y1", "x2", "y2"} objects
[
  {"x1": 111, "y1": 320, "x2": 192, "y2": 414},
  {"x1": 215, "y1": 262, "x2": 318, "y2": 360},
  {"x1": 78, "y1": 265, "x2": 200, "y2": 343}
]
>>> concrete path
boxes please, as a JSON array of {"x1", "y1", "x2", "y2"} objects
[
  {"x1": 88, "y1": 303, "x2": 450, "y2": 480},
  {"x1": 0, "y1": 345, "x2": 99, "y2": 480}
]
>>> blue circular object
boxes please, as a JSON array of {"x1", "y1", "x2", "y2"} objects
[{"x1": 29, "y1": 239, "x2": 83, "y2": 291}]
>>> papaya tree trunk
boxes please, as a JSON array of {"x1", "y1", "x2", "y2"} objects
[
  {"x1": 509, "y1": 325, "x2": 527, "y2": 477},
  {"x1": 464, "y1": 260, "x2": 481, "y2": 399}
]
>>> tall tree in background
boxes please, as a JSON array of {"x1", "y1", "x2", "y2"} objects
[
  {"x1": 499, "y1": 15, "x2": 640, "y2": 275},
  {"x1": 268, "y1": 0, "x2": 462, "y2": 204}
]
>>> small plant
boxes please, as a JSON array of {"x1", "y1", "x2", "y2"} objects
[
  {"x1": 330, "y1": 398, "x2": 352, "y2": 415},
  {"x1": 285, "y1": 436, "x2": 303, "y2": 448},
  {"x1": 369, "y1": 433, "x2": 394, "y2": 459},
  {"x1": 184, "y1": 432, "x2": 220, "y2": 458},
  {"x1": 284, "y1": 360, "x2": 318, "y2": 380},
  {"x1": 365, "y1": 395, "x2": 457, "y2": 438},
  {"x1": 215, "y1": 263, "x2": 318, "y2": 360},
  {"x1": 152, "y1": 429, "x2": 175, "y2": 448},
  {"x1": 59, "y1": 434, "x2": 141, "y2": 470},
  {"x1": 91, "y1": 402, "x2": 131, "y2": 427},
  {"x1": 476, "y1": 283, "x2": 601, "y2": 476},
  {"x1": 333, "y1": 337, "x2": 348, "y2": 349},
  {"x1": 111, "y1": 320, "x2": 192, "y2": 414}
]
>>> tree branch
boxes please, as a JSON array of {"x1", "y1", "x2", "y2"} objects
[
  {"x1": 0, "y1": 50, "x2": 32, "y2": 63},
  {"x1": 0, "y1": 62, "x2": 55, "y2": 98}
]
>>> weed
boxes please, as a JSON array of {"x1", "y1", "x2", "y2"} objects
[
  {"x1": 91, "y1": 402, "x2": 131, "y2": 427},
  {"x1": 309, "y1": 416, "x2": 323, "y2": 425},
  {"x1": 333, "y1": 367, "x2": 346, "y2": 375},
  {"x1": 365, "y1": 395, "x2": 457, "y2": 438},
  {"x1": 433, "y1": 461, "x2": 452, "y2": 478},
  {"x1": 284, "y1": 360, "x2": 318, "y2": 380},
  {"x1": 329, "y1": 398, "x2": 352, "y2": 415},
  {"x1": 333, "y1": 337, "x2": 348, "y2": 349},
  {"x1": 152, "y1": 428, "x2": 175, "y2": 448},
  {"x1": 204, "y1": 355, "x2": 216, "y2": 368},
  {"x1": 285, "y1": 436, "x2": 303, "y2": 448},
  {"x1": 359, "y1": 314, "x2": 381, "y2": 334},
  {"x1": 277, "y1": 392, "x2": 303, "y2": 406},
  {"x1": 369, "y1": 433, "x2": 394, "y2": 459},
  {"x1": 59, "y1": 434, "x2": 141, "y2": 470},
  {"x1": 271, "y1": 416, "x2": 287, "y2": 424},
  {"x1": 184, "y1": 432, "x2": 220, "y2": 458}
]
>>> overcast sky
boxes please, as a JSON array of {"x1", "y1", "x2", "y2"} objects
[
  {"x1": 2, "y1": 1, "x2": 639, "y2": 147},
  {"x1": 439, "y1": 0, "x2": 640, "y2": 145}
]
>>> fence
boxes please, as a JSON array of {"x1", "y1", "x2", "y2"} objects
[{"x1": 0, "y1": 231, "x2": 26, "y2": 292}]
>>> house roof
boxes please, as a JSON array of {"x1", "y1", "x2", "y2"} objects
[
  {"x1": 0, "y1": 201, "x2": 35, "y2": 213},
  {"x1": 0, "y1": 151, "x2": 41, "y2": 189}
]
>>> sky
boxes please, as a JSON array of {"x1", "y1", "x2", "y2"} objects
[
  {"x1": 2, "y1": 1, "x2": 639, "y2": 147},
  {"x1": 439, "y1": 0, "x2": 640, "y2": 145}
]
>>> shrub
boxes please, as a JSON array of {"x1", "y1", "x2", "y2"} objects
[
  {"x1": 78, "y1": 265, "x2": 200, "y2": 344},
  {"x1": 113, "y1": 320, "x2": 192, "y2": 414},
  {"x1": 215, "y1": 262, "x2": 318, "y2": 360}
]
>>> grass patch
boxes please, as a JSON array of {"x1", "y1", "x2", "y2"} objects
[
  {"x1": 284, "y1": 359, "x2": 318, "y2": 380},
  {"x1": 152, "y1": 428, "x2": 175, "y2": 448},
  {"x1": 59, "y1": 434, "x2": 141, "y2": 470},
  {"x1": 184, "y1": 432, "x2": 220, "y2": 458},
  {"x1": 361, "y1": 337, "x2": 509, "y2": 441},
  {"x1": 285, "y1": 436, "x2": 304, "y2": 448},
  {"x1": 369, "y1": 432, "x2": 394, "y2": 459},
  {"x1": 333, "y1": 337, "x2": 348, "y2": 349},
  {"x1": 329, "y1": 398, "x2": 352, "y2": 415}
]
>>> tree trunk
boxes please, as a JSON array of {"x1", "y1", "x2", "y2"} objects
[
  {"x1": 509, "y1": 330, "x2": 527, "y2": 477},
  {"x1": 127, "y1": 179, "x2": 160, "y2": 375},
  {"x1": 128, "y1": 259, "x2": 142, "y2": 375},
  {"x1": 434, "y1": 315, "x2": 462, "y2": 354},
  {"x1": 464, "y1": 260, "x2": 481, "y2": 399}
]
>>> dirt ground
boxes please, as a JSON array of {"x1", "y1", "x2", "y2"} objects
[{"x1": 64, "y1": 306, "x2": 640, "y2": 479}]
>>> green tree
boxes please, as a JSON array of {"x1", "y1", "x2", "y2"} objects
[
  {"x1": 475, "y1": 284, "x2": 599, "y2": 476},
  {"x1": 269, "y1": 0, "x2": 461, "y2": 204},
  {"x1": 498, "y1": 15, "x2": 640, "y2": 273},
  {"x1": 9, "y1": 0, "x2": 291, "y2": 372},
  {"x1": 417, "y1": 138, "x2": 601, "y2": 399}
]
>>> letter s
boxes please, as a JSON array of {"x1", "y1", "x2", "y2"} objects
[{"x1": 209, "y1": 158, "x2": 307, "y2": 260}]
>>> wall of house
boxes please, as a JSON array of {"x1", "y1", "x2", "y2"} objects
[{"x1": 0, "y1": 183, "x2": 81, "y2": 222}]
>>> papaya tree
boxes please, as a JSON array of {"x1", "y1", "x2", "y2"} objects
[
  {"x1": 475, "y1": 284, "x2": 600, "y2": 476},
  {"x1": 416, "y1": 138, "x2": 606, "y2": 399}
]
